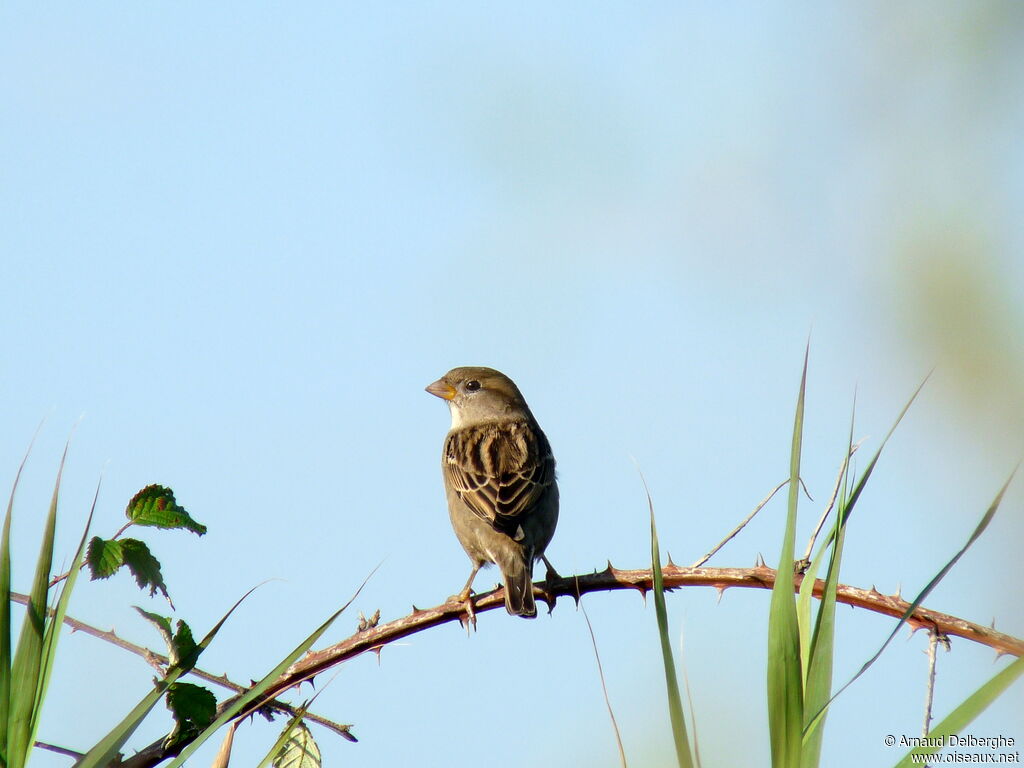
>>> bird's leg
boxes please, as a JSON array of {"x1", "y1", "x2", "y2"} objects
[
  {"x1": 530, "y1": 555, "x2": 562, "y2": 614},
  {"x1": 449, "y1": 562, "x2": 482, "y2": 629},
  {"x1": 541, "y1": 555, "x2": 561, "y2": 583}
]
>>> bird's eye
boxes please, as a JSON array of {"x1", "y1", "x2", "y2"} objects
[{"x1": 465, "y1": 380, "x2": 481, "y2": 392}]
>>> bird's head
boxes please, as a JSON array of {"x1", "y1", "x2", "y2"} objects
[{"x1": 426, "y1": 366, "x2": 530, "y2": 428}]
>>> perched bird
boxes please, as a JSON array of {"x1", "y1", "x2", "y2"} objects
[{"x1": 426, "y1": 366, "x2": 559, "y2": 619}]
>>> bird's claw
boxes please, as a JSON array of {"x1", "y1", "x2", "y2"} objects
[
  {"x1": 449, "y1": 588, "x2": 477, "y2": 631},
  {"x1": 534, "y1": 583, "x2": 557, "y2": 614},
  {"x1": 541, "y1": 555, "x2": 562, "y2": 584}
]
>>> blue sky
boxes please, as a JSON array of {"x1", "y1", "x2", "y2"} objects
[{"x1": 3, "y1": 4, "x2": 1022, "y2": 767}]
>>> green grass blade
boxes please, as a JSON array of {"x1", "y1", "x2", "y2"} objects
[
  {"x1": 816, "y1": 377, "x2": 928, "y2": 556},
  {"x1": 799, "y1": 508, "x2": 844, "y2": 767},
  {"x1": 643, "y1": 480, "x2": 693, "y2": 768},
  {"x1": 0, "y1": 443, "x2": 31, "y2": 758},
  {"x1": 77, "y1": 583, "x2": 263, "y2": 768},
  {"x1": 767, "y1": 347, "x2": 808, "y2": 768},
  {"x1": 634, "y1": 468, "x2": 693, "y2": 768},
  {"x1": 28, "y1": 480, "x2": 98, "y2": 753},
  {"x1": 807, "y1": 466, "x2": 1016, "y2": 737},
  {"x1": 165, "y1": 569, "x2": 377, "y2": 768},
  {"x1": 7, "y1": 446, "x2": 67, "y2": 768},
  {"x1": 892, "y1": 654, "x2": 1024, "y2": 768},
  {"x1": 799, "y1": 401, "x2": 857, "y2": 768},
  {"x1": 796, "y1": 556, "x2": 822, "y2": 697}
]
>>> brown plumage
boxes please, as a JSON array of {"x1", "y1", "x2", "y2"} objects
[{"x1": 426, "y1": 366, "x2": 559, "y2": 618}]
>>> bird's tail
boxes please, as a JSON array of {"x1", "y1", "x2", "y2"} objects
[{"x1": 498, "y1": 547, "x2": 536, "y2": 618}]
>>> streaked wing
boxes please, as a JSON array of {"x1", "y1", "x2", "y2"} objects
[{"x1": 443, "y1": 421, "x2": 555, "y2": 539}]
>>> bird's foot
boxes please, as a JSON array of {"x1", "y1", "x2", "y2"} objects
[
  {"x1": 534, "y1": 582, "x2": 557, "y2": 615},
  {"x1": 448, "y1": 587, "x2": 477, "y2": 631},
  {"x1": 541, "y1": 555, "x2": 562, "y2": 584}
]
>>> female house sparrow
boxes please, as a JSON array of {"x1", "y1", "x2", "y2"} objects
[{"x1": 426, "y1": 366, "x2": 559, "y2": 619}]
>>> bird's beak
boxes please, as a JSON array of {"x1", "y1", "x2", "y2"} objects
[{"x1": 425, "y1": 379, "x2": 457, "y2": 400}]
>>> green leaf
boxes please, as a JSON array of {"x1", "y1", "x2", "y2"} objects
[
  {"x1": 0, "y1": 438, "x2": 36, "y2": 758},
  {"x1": 120, "y1": 539, "x2": 169, "y2": 600},
  {"x1": 87, "y1": 537, "x2": 124, "y2": 580},
  {"x1": 801, "y1": 379, "x2": 928, "y2": 740},
  {"x1": 641, "y1": 472, "x2": 694, "y2": 768},
  {"x1": 171, "y1": 620, "x2": 198, "y2": 669},
  {"x1": 767, "y1": 347, "x2": 807, "y2": 768},
  {"x1": 799, "y1": 403, "x2": 857, "y2": 768},
  {"x1": 272, "y1": 722, "x2": 322, "y2": 768},
  {"x1": 7, "y1": 445, "x2": 66, "y2": 768},
  {"x1": 892, "y1": 655, "x2": 1024, "y2": 768},
  {"x1": 135, "y1": 608, "x2": 174, "y2": 648},
  {"x1": 165, "y1": 682, "x2": 217, "y2": 746},
  {"x1": 33, "y1": 481, "x2": 98, "y2": 757},
  {"x1": 135, "y1": 608, "x2": 196, "y2": 668},
  {"x1": 89, "y1": 538, "x2": 170, "y2": 601},
  {"x1": 126, "y1": 485, "x2": 206, "y2": 535}
]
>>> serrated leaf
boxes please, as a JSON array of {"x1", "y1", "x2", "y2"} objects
[
  {"x1": 126, "y1": 485, "x2": 207, "y2": 535},
  {"x1": 273, "y1": 722, "x2": 322, "y2": 768},
  {"x1": 120, "y1": 539, "x2": 169, "y2": 600},
  {"x1": 135, "y1": 614, "x2": 196, "y2": 667},
  {"x1": 135, "y1": 607, "x2": 174, "y2": 649},
  {"x1": 87, "y1": 537, "x2": 125, "y2": 580},
  {"x1": 165, "y1": 682, "x2": 217, "y2": 746},
  {"x1": 134, "y1": 609, "x2": 196, "y2": 667},
  {"x1": 171, "y1": 620, "x2": 198, "y2": 669}
]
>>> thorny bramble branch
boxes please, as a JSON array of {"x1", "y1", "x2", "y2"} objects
[{"x1": 111, "y1": 564, "x2": 1022, "y2": 768}]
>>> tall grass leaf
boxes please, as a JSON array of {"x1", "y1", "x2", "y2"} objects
[
  {"x1": 820, "y1": 376, "x2": 928, "y2": 551},
  {"x1": 28, "y1": 480, "x2": 98, "y2": 754},
  {"x1": 77, "y1": 584, "x2": 263, "y2": 768},
  {"x1": 7, "y1": 445, "x2": 67, "y2": 768},
  {"x1": 799, "y1": 505, "x2": 844, "y2": 767},
  {"x1": 165, "y1": 568, "x2": 377, "y2": 768},
  {"x1": 796, "y1": 540, "x2": 826, "y2": 693},
  {"x1": 767, "y1": 347, "x2": 808, "y2": 768},
  {"x1": 807, "y1": 466, "x2": 1016, "y2": 737},
  {"x1": 799, "y1": 402, "x2": 857, "y2": 767},
  {"x1": 641, "y1": 474, "x2": 693, "y2": 768},
  {"x1": 0, "y1": 436, "x2": 36, "y2": 759},
  {"x1": 892, "y1": 654, "x2": 1024, "y2": 768}
]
